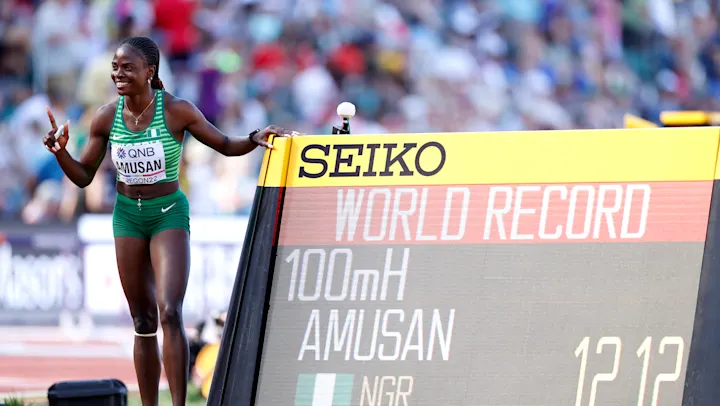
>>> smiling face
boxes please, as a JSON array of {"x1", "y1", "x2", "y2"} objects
[{"x1": 111, "y1": 45, "x2": 154, "y2": 96}]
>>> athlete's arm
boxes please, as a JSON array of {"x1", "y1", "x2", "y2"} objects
[
  {"x1": 170, "y1": 98, "x2": 293, "y2": 156},
  {"x1": 43, "y1": 104, "x2": 113, "y2": 188}
]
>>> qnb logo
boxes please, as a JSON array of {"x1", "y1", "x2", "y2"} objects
[
  {"x1": 298, "y1": 142, "x2": 447, "y2": 179},
  {"x1": 116, "y1": 147, "x2": 126, "y2": 159}
]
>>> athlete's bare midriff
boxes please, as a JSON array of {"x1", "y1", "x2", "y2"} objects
[{"x1": 116, "y1": 179, "x2": 180, "y2": 200}]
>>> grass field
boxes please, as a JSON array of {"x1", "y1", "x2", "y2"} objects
[
  {"x1": 128, "y1": 386, "x2": 206, "y2": 406},
  {"x1": 3, "y1": 385, "x2": 206, "y2": 406}
]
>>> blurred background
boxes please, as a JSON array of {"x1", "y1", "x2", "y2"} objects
[
  {"x1": 2, "y1": 0, "x2": 720, "y2": 403},
  {"x1": 3, "y1": 0, "x2": 720, "y2": 221}
]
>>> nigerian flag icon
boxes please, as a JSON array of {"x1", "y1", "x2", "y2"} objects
[{"x1": 294, "y1": 373, "x2": 354, "y2": 406}]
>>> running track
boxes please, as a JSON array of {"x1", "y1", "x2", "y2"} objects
[{"x1": 0, "y1": 327, "x2": 168, "y2": 398}]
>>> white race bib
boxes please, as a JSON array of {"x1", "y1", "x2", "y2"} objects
[{"x1": 111, "y1": 140, "x2": 167, "y2": 185}]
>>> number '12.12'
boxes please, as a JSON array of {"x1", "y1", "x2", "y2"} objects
[{"x1": 574, "y1": 336, "x2": 684, "y2": 406}]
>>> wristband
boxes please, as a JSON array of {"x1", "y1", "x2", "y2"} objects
[{"x1": 248, "y1": 129, "x2": 261, "y2": 145}]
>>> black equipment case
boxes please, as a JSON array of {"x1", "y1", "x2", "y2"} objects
[{"x1": 47, "y1": 379, "x2": 128, "y2": 406}]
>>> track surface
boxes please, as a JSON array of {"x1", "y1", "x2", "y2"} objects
[{"x1": 0, "y1": 327, "x2": 168, "y2": 397}]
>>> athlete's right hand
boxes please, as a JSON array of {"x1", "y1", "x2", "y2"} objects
[{"x1": 43, "y1": 107, "x2": 70, "y2": 154}]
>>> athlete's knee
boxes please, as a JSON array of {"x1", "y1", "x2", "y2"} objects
[
  {"x1": 159, "y1": 303, "x2": 183, "y2": 328},
  {"x1": 133, "y1": 315, "x2": 158, "y2": 335}
]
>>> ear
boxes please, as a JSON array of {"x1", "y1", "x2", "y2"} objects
[{"x1": 147, "y1": 65, "x2": 156, "y2": 82}]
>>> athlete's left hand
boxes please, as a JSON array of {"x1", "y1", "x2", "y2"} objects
[{"x1": 253, "y1": 125, "x2": 301, "y2": 149}]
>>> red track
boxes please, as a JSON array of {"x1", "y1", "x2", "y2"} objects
[
  {"x1": 0, "y1": 328, "x2": 167, "y2": 397},
  {"x1": 0, "y1": 357, "x2": 137, "y2": 393}
]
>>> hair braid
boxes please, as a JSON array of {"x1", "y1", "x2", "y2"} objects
[{"x1": 120, "y1": 36, "x2": 165, "y2": 90}]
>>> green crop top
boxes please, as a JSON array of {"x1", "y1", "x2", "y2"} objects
[{"x1": 109, "y1": 90, "x2": 183, "y2": 186}]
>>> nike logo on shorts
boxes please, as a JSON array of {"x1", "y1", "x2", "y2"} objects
[{"x1": 161, "y1": 203, "x2": 176, "y2": 213}]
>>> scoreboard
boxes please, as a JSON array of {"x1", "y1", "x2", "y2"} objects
[{"x1": 208, "y1": 128, "x2": 720, "y2": 406}]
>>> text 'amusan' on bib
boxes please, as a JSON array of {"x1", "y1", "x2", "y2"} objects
[{"x1": 111, "y1": 139, "x2": 167, "y2": 185}]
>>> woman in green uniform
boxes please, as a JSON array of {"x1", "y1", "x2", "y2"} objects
[{"x1": 42, "y1": 36, "x2": 295, "y2": 406}]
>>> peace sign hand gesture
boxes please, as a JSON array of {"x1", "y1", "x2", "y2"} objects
[{"x1": 43, "y1": 107, "x2": 70, "y2": 154}]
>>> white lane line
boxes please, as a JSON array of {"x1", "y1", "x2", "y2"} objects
[{"x1": 0, "y1": 343, "x2": 129, "y2": 358}]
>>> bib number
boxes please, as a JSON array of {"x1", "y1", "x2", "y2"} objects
[{"x1": 111, "y1": 140, "x2": 167, "y2": 185}]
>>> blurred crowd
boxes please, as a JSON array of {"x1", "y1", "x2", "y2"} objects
[{"x1": 1, "y1": 0, "x2": 720, "y2": 223}]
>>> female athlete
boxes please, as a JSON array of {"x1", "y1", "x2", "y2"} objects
[{"x1": 42, "y1": 36, "x2": 296, "y2": 406}]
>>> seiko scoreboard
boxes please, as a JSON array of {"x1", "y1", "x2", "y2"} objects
[{"x1": 208, "y1": 129, "x2": 720, "y2": 406}]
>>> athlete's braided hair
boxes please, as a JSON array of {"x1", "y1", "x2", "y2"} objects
[{"x1": 120, "y1": 36, "x2": 164, "y2": 90}]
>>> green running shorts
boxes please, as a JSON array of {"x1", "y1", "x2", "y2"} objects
[{"x1": 112, "y1": 189, "x2": 190, "y2": 239}]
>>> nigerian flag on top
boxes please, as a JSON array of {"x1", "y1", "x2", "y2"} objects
[{"x1": 295, "y1": 373, "x2": 354, "y2": 406}]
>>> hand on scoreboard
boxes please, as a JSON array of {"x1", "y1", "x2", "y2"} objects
[{"x1": 253, "y1": 125, "x2": 302, "y2": 149}]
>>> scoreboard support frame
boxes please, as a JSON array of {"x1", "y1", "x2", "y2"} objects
[{"x1": 207, "y1": 137, "x2": 292, "y2": 406}]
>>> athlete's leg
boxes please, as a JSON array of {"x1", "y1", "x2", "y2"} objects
[
  {"x1": 150, "y1": 229, "x2": 191, "y2": 406},
  {"x1": 115, "y1": 236, "x2": 161, "y2": 406}
]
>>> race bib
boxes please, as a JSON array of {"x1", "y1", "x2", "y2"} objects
[{"x1": 111, "y1": 140, "x2": 167, "y2": 185}]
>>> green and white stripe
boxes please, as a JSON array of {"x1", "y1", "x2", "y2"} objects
[{"x1": 294, "y1": 373, "x2": 354, "y2": 406}]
